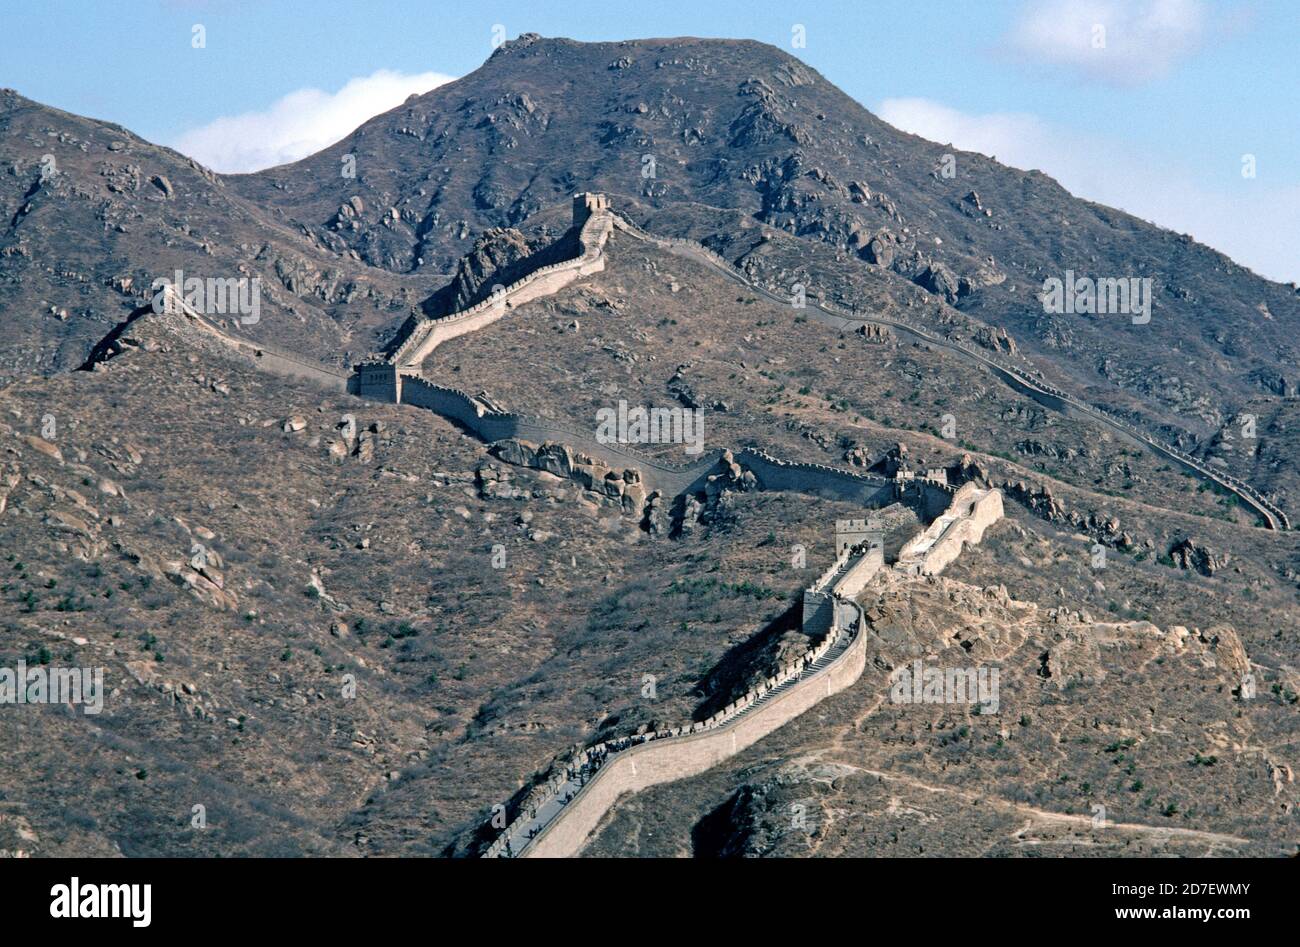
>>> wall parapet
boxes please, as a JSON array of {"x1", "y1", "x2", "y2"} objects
[
  {"x1": 897, "y1": 485, "x2": 1004, "y2": 576},
  {"x1": 388, "y1": 206, "x2": 613, "y2": 368},
  {"x1": 359, "y1": 197, "x2": 1288, "y2": 529},
  {"x1": 159, "y1": 287, "x2": 352, "y2": 390},
  {"x1": 480, "y1": 470, "x2": 993, "y2": 859},
  {"x1": 484, "y1": 594, "x2": 868, "y2": 858}
]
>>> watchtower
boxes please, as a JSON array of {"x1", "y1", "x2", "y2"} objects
[
  {"x1": 572, "y1": 192, "x2": 608, "y2": 227},
  {"x1": 355, "y1": 361, "x2": 403, "y2": 403},
  {"x1": 836, "y1": 518, "x2": 883, "y2": 557}
]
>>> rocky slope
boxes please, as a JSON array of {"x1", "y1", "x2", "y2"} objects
[
  {"x1": 584, "y1": 569, "x2": 1298, "y2": 858},
  {"x1": 232, "y1": 35, "x2": 1299, "y2": 448},
  {"x1": 0, "y1": 89, "x2": 439, "y2": 384},
  {"x1": 0, "y1": 310, "x2": 874, "y2": 856},
  {"x1": 1, "y1": 34, "x2": 1297, "y2": 859},
  {"x1": 7, "y1": 37, "x2": 1298, "y2": 502}
]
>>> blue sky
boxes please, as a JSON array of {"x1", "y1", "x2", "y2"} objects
[{"x1": 4, "y1": 0, "x2": 1297, "y2": 281}]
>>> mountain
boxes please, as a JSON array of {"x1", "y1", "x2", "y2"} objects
[
  {"x1": 1, "y1": 35, "x2": 1298, "y2": 860},
  {"x1": 232, "y1": 34, "x2": 1300, "y2": 448},
  {"x1": 8, "y1": 36, "x2": 1299, "y2": 501},
  {"x1": 236, "y1": 38, "x2": 1300, "y2": 398},
  {"x1": 0, "y1": 88, "x2": 439, "y2": 385}
]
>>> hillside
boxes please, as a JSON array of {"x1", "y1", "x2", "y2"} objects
[
  {"x1": 0, "y1": 88, "x2": 438, "y2": 385},
  {"x1": 7, "y1": 37, "x2": 1299, "y2": 504},
  {"x1": 1, "y1": 34, "x2": 1297, "y2": 860},
  {"x1": 232, "y1": 35, "x2": 1300, "y2": 477},
  {"x1": 3, "y1": 205, "x2": 1298, "y2": 858}
]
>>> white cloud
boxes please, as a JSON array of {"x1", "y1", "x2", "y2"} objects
[
  {"x1": 878, "y1": 96, "x2": 1300, "y2": 284},
  {"x1": 172, "y1": 69, "x2": 455, "y2": 173},
  {"x1": 1004, "y1": 0, "x2": 1208, "y2": 83}
]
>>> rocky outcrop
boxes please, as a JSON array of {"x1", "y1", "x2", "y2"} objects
[
  {"x1": 1169, "y1": 537, "x2": 1230, "y2": 576},
  {"x1": 1015, "y1": 439, "x2": 1080, "y2": 462},
  {"x1": 20, "y1": 434, "x2": 63, "y2": 464},
  {"x1": 678, "y1": 449, "x2": 758, "y2": 534},
  {"x1": 958, "y1": 189, "x2": 989, "y2": 217},
  {"x1": 1197, "y1": 625, "x2": 1251, "y2": 680},
  {"x1": 915, "y1": 261, "x2": 961, "y2": 302},
  {"x1": 973, "y1": 324, "x2": 1017, "y2": 355},
  {"x1": 855, "y1": 322, "x2": 892, "y2": 343},
  {"x1": 329, "y1": 195, "x2": 367, "y2": 231},
  {"x1": 862, "y1": 230, "x2": 899, "y2": 267},
  {"x1": 490, "y1": 439, "x2": 649, "y2": 516},
  {"x1": 998, "y1": 478, "x2": 1135, "y2": 549},
  {"x1": 420, "y1": 226, "x2": 534, "y2": 317},
  {"x1": 162, "y1": 556, "x2": 238, "y2": 611}
]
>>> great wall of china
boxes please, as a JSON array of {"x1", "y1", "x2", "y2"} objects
[
  {"x1": 142, "y1": 193, "x2": 1285, "y2": 856},
  {"x1": 489, "y1": 593, "x2": 868, "y2": 857},
  {"x1": 608, "y1": 215, "x2": 1289, "y2": 531},
  {"x1": 159, "y1": 191, "x2": 1284, "y2": 530},
  {"x1": 484, "y1": 479, "x2": 1004, "y2": 859}
]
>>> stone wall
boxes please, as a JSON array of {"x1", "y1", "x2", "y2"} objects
[
  {"x1": 389, "y1": 210, "x2": 611, "y2": 367},
  {"x1": 167, "y1": 288, "x2": 351, "y2": 392},
  {"x1": 487, "y1": 473, "x2": 999, "y2": 859},
  {"x1": 396, "y1": 374, "x2": 724, "y2": 497},
  {"x1": 800, "y1": 591, "x2": 834, "y2": 637},
  {"x1": 399, "y1": 376, "x2": 498, "y2": 432},
  {"x1": 738, "y1": 447, "x2": 896, "y2": 506},
  {"x1": 613, "y1": 212, "x2": 1287, "y2": 530},
  {"x1": 573, "y1": 191, "x2": 609, "y2": 227},
  {"x1": 398, "y1": 264, "x2": 598, "y2": 366},
  {"x1": 517, "y1": 598, "x2": 868, "y2": 858},
  {"x1": 896, "y1": 483, "x2": 1004, "y2": 576},
  {"x1": 356, "y1": 363, "x2": 401, "y2": 402},
  {"x1": 800, "y1": 551, "x2": 847, "y2": 636},
  {"x1": 919, "y1": 488, "x2": 1003, "y2": 575},
  {"x1": 833, "y1": 542, "x2": 884, "y2": 598},
  {"x1": 836, "y1": 518, "x2": 879, "y2": 556},
  {"x1": 242, "y1": 346, "x2": 351, "y2": 391}
]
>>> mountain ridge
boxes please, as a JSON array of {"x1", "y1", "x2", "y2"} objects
[{"x1": 6, "y1": 34, "x2": 1298, "y2": 508}]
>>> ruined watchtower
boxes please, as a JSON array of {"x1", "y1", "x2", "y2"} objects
[{"x1": 572, "y1": 192, "x2": 608, "y2": 227}]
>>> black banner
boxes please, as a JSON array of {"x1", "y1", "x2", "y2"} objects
[{"x1": 0, "y1": 856, "x2": 1287, "y2": 934}]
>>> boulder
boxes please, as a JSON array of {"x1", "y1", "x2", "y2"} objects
[
  {"x1": 864, "y1": 234, "x2": 894, "y2": 267},
  {"x1": 1169, "y1": 537, "x2": 1229, "y2": 576},
  {"x1": 20, "y1": 435, "x2": 62, "y2": 463},
  {"x1": 1199, "y1": 625, "x2": 1250, "y2": 680}
]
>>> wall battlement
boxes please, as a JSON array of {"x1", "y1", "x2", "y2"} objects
[
  {"x1": 354, "y1": 194, "x2": 1281, "y2": 527},
  {"x1": 573, "y1": 191, "x2": 608, "y2": 227},
  {"x1": 486, "y1": 472, "x2": 995, "y2": 858},
  {"x1": 344, "y1": 196, "x2": 1014, "y2": 859},
  {"x1": 383, "y1": 202, "x2": 613, "y2": 368},
  {"x1": 489, "y1": 472, "x2": 992, "y2": 859},
  {"x1": 487, "y1": 594, "x2": 869, "y2": 858},
  {"x1": 835, "y1": 517, "x2": 883, "y2": 556},
  {"x1": 896, "y1": 484, "x2": 1004, "y2": 576}
]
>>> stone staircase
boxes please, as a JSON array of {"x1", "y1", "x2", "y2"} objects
[{"x1": 729, "y1": 629, "x2": 853, "y2": 720}]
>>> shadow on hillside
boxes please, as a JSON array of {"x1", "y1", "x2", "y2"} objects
[
  {"x1": 690, "y1": 788, "x2": 752, "y2": 858},
  {"x1": 692, "y1": 598, "x2": 806, "y2": 722},
  {"x1": 77, "y1": 301, "x2": 155, "y2": 371}
]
